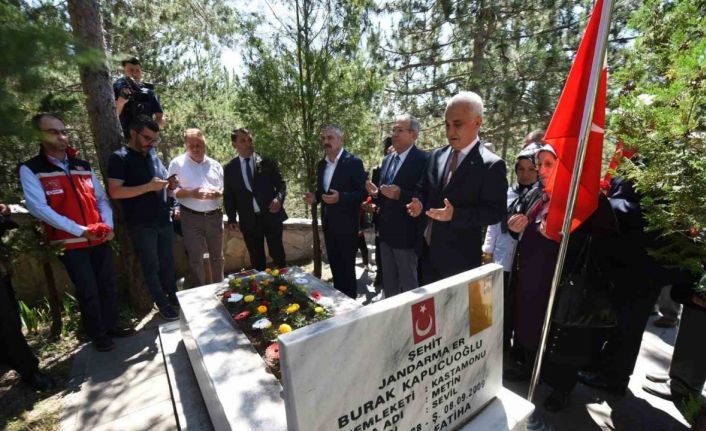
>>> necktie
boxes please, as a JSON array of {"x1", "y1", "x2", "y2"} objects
[
  {"x1": 244, "y1": 157, "x2": 254, "y2": 191},
  {"x1": 385, "y1": 155, "x2": 400, "y2": 184},
  {"x1": 444, "y1": 150, "x2": 460, "y2": 187}
]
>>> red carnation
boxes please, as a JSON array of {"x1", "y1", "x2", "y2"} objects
[
  {"x1": 234, "y1": 311, "x2": 251, "y2": 321},
  {"x1": 310, "y1": 291, "x2": 323, "y2": 301},
  {"x1": 223, "y1": 291, "x2": 232, "y2": 299},
  {"x1": 265, "y1": 343, "x2": 280, "y2": 360}
]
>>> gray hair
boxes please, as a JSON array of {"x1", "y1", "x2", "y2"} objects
[
  {"x1": 523, "y1": 129, "x2": 545, "y2": 148},
  {"x1": 446, "y1": 91, "x2": 484, "y2": 118},
  {"x1": 396, "y1": 114, "x2": 421, "y2": 134},
  {"x1": 320, "y1": 124, "x2": 344, "y2": 139}
]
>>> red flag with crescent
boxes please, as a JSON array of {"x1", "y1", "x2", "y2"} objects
[{"x1": 411, "y1": 297, "x2": 436, "y2": 344}]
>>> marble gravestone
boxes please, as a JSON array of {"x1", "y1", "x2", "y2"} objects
[{"x1": 279, "y1": 264, "x2": 505, "y2": 431}]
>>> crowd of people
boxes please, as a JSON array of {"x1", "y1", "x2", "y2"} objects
[{"x1": 0, "y1": 58, "x2": 702, "y2": 420}]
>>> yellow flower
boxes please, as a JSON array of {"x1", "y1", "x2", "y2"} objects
[
  {"x1": 278, "y1": 285, "x2": 287, "y2": 293},
  {"x1": 261, "y1": 280, "x2": 269, "y2": 287},
  {"x1": 286, "y1": 303, "x2": 300, "y2": 314},
  {"x1": 248, "y1": 275, "x2": 256, "y2": 281},
  {"x1": 235, "y1": 278, "x2": 242, "y2": 285},
  {"x1": 244, "y1": 295, "x2": 255, "y2": 303},
  {"x1": 257, "y1": 305, "x2": 268, "y2": 314},
  {"x1": 271, "y1": 269, "x2": 279, "y2": 277},
  {"x1": 314, "y1": 306, "x2": 325, "y2": 314},
  {"x1": 278, "y1": 324, "x2": 292, "y2": 334},
  {"x1": 265, "y1": 268, "x2": 272, "y2": 274}
]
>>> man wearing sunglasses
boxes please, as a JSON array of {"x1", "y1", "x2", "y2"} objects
[
  {"x1": 19, "y1": 113, "x2": 130, "y2": 352},
  {"x1": 107, "y1": 115, "x2": 180, "y2": 321}
]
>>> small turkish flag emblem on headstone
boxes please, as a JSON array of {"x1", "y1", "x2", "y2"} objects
[{"x1": 411, "y1": 297, "x2": 436, "y2": 344}]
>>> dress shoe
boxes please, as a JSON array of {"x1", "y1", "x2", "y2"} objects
[
  {"x1": 543, "y1": 390, "x2": 570, "y2": 412},
  {"x1": 577, "y1": 370, "x2": 627, "y2": 395},
  {"x1": 653, "y1": 316, "x2": 678, "y2": 328},
  {"x1": 26, "y1": 371, "x2": 56, "y2": 391},
  {"x1": 159, "y1": 305, "x2": 179, "y2": 321},
  {"x1": 642, "y1": 379, "x2": 683, "y2": 401},
  {"x1": 645, "y1": 372, "x2": 669, "y2": 383},
  {"x1": 107, "y1": 327, "x2": 137, "y2": 338},
  {"x1": 93, "y1": 338, "x2": 116, "y2": 352}
]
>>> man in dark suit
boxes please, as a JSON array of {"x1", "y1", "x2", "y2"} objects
[
  {"x1": 224, "y1": 128, "x2": 287, "y2": 270},
  {"x1": 408, "y1": 92, "x2": 508, "y2": 284},
  {"x1": 366, "y1": 115, "x2": 429, "y2": 297},
  {"x1": 304, "y1": 125, "x2": 367, "y2": 299}
]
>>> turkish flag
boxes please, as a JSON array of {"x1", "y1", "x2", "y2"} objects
[
  {"x1": 542, "y1": 0, "x2": 611, "y2": 242},
  {"x1": 600, "y1": 140, "x2": 637, "y2": 192},
  {"x1": 411, "y1": 297, "x2": 436, "y2": 344}
]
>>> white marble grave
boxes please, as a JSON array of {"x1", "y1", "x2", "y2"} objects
[
  {"x1": 178, "y1": 267, "x2": 360, "y2": 430},
  {"x1": 279, "y1": 264, "x2": 512, "y2": 431}
]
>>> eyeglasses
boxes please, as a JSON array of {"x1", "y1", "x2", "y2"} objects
[
  {"x1": 139, "y1": 132, "x2": 161, "y2": 145},
  {"x1": 40, "y1": 128, "x2": 70, "y2": 136}
]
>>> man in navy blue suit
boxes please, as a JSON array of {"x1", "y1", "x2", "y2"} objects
[
  {"x1": 407, "y1": 92, "x2": 508, "y2": 284},
  {"x1": 304, "y1": 125, "x2": 367, "y2": 299},
  {"x1": 366, "y1": 115, "x2": 429, "y2": 297},
  {"x1": 224, "y1": 128, "x2": 288, "y2": 270}
]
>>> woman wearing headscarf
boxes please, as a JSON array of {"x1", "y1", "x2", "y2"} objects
[
  {"x1": 482, "y1": 144, "x2": 540, "y2": 352},
  {"x1": 505, "y1": 144, "x2": 618, "y2": 412}
]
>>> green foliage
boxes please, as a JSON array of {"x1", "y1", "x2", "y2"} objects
[
  {"x1": 18, "y1": 293, "x2": 81, "y2": 336},
  {"x1": 236, "y1": 0, "x2": 384, "y2": 217},
  {"x1": 102, "y1": 0, "x2": 243, "y2": 163},
  {"x1": 381, "y1": 0, "x2": 639, "y2": 161},
  {"x1": 18, "y1": 299, "x2": 39, "y2": 333},
  {"x1": 611, "y1": 0, "x2": 706, "y2": 276}
]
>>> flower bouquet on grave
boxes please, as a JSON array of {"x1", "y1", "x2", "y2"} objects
[{"x1": 221, "y1": 267, "x2": 332, "y2": 379}]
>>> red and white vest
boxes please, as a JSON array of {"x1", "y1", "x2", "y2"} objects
[{"x1": 22, "y1": 151, "x2": 104, "y2": 250}]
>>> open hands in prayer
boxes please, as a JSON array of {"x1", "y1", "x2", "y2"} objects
[
  {"x1": 406, "y1": 197, "x2": 422, "y2": 217},
  {"x1": 321, "y1": 189, "x2": 339, "y2": 204},
  {"x1": 380, "y1": 184, "x2": 401, "y2": 200},
  {"x1": 365, "y1": 180, "x2": 378, "y2": 197},
  {"x1": 508, "y1": 214, "x2": 529, "y2": 233},
  {"x1": 426, "y1": 198, "x2": 454, "y2": 222},
  {"x1": 269, "y1": 198, "x2": 282, "y2": 213}
]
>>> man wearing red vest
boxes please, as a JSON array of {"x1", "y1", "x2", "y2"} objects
[{"x1": 19, "y1": 113, "x2": 132, "y2": 352}]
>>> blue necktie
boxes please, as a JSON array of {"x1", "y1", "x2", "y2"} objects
[
  {"x1": 244, "y1": 157, "x2": 254, "y2": 191},
  {"x1": 385, "y1": 155, "x2": 400, "y2": 184}
]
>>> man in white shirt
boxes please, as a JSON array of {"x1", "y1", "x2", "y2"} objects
[{"x1": 168, "y1": 128, "x2": 225, "y2": 286}]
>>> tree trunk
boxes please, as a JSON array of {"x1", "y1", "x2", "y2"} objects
[{"x1": 67, "y1": 0, "x2": 153, "y2": 312}]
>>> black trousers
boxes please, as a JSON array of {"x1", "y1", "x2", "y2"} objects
[
  {"x1": 58, "y1": 243, "x2": 118, "y2": 343},
  {"x1": 324, "y1": 229, "x2": 358, "y2": 299},
  {"x1": 241, "y1": 215, "x2": 286, "y2": 270},
  {"x1": 0, "y1": 274, "x2": 39, "y2": 380}
]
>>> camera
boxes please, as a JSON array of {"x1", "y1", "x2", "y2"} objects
[{"x1": 116, "y1": 76, "x2": 153, "y2": 104}]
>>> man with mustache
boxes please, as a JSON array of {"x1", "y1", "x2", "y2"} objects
[{"x1": 304, "y1": 125, "x2": 367, "y2": 299}]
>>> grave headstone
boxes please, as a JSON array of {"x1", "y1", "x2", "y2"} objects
[{"x1": 279, "y1": 264, "x2": 504, "y2": 431}]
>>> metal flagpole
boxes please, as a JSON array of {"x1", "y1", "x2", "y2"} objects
[{"x1": 527, "y1": 0, "x2": 615, "y2": 402}]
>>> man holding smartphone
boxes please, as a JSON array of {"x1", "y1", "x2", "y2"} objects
[
  {"x1": 107, "y1": 115, "x2": 180, "y2": 320},
  {"x1": 304, "y1": 124, "x2": 367, "y2": 299},
  {"x1": 168, "y1": 128, "x2": 224, "y2": 286}
]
